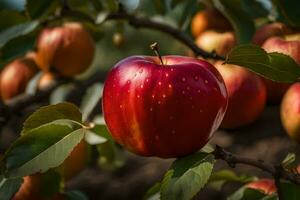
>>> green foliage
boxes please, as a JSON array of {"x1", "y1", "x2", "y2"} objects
[
  {"x1": 144, "y1": 182, "x2": 161, "y2": 200},
  {"x1": 0, "y1": 177, "x2": 23, "y2": 200},
  {"x1": 25, "y1": 0, "x2": 56, "y2": 19},
  {"x1": 281, "y1": 182, "x2": 300, "y2": 200},
  {"x1": 273, "y1": 0, "x2": 300, "y2": 27},
  {"x1": 39, "y1": 170, "x2": 61, "y2": 198},
  {"x1": 160, "y1": 152, "x2": 215, "y2": 200},
  {"x1": 212, "y1": 0, "x2": 255, "y2": 44},
  {"x1": 226, "y1": 44, "x2": 300, "y2": 82},
  {"x1": 227, "y1": 187, "x2": 274, "y2": 200},
  {"x1": 281, "y1": 153, "x2": 296, "y2": 169}
]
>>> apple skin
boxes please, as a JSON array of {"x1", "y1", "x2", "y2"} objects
[
  {"x1": 103, "y1": 56, "x2": 228, "y2": 158},
  {"x1": 195, "y1": 31, "x2": 236, "y2": 57},
  {"x1": 214, "y1": 62, "x2": 266, "y2": 129},
  {"x1": 262, "y1": 35, "x2": 300, "y2": 102},
  {"x1": 191, "y1": 8, "x2": 231, "y2": 37},
  {"x1": 38, "y1": 72, "x2": 56, "y2": 90},
  {"x1": 0, "y1": 56, "x2": 38, "y2": 101},
  {"x1": 252, "y1": 23, "x2": 292, "y2": 46},
  {"x1": 281, "y1": 83, "x2": 300, "y2": 143},
  {"x1": 36, "y1": 22, "x2": 95, "y2": 77},
  {"x1": 247, "y1": 179, "x2": 276, "y2": 195}
]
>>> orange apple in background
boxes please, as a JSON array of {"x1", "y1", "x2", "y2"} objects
[
  {"x1": 195, "y1": 31, "x2": 236, "y2": 57},
  {"x1": 191, "y1": 8, "x2": 232, "y2": 37},
  {"x1": 214, "y1": 61, "x2": 266, "y2": 129},
  {"x1": 252, "y1": 22, "x2": 292, "y2": 46},
  {"x1": 0, "y1": 55, "x2": 38, "y2": 101},
  {"x1": 36, "y1": 22, "x2": 95, "y2": 77},
  {"x1": 281, "y1": 83, "x2": 300, "y2": 143},
  {"x1": 247, "y1": 179, "x2": 276, "y2": 195},
  {"x1": 38, "y1": 72, "x2": 56, "y2": 90},
  {"x1": 262, "y1": 34, "x2": 300, "y2": 103}
]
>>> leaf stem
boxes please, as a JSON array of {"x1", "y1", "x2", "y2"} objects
[{"x1": 150, "y1": 42, "x2": 164, "y2": 65}]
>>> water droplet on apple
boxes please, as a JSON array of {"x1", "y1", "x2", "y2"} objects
[
  {"x1": 182, "y1": 90, "x2": 186, "y2": 94},
  {"x1": 205, "y1": 80, "x2": 208, "y2": 84},
  {"x1": 146, "y1": 78, "x2": 149, "y2": 83},
  {"x1": 194, "y1": 76, "x2": 199, "y2": 81},
  {"x1": 165, "y1": 73, "x2": 169, "y2": 77},
  {"x1": 158, "y1": 81, "x2": 162, "y2": 86},
  {"x1": 168, "y1": 84, "x2": 172, "y2": 89},
  {"x1": 170, "y1": 68, "x2": 174, "y2": 72},
  {"x1": 162, "y1": 94, "x2": 166, "y2": 98},
  {"x1": 137, "y1": 95, "x2": 140, "y2": 98},
  {"x1": 197, "y1": 89, "x2": 201, "y2": 93},
  {"x1": 186, "y1": 86, "x2": 190, "y2": 90},
  {"x1": 182, "y1": 77, "x2": 186, "y2": 82},
  {"x1": 119, "y1": 105, "x2": 123, "y2": 109},
  {"x1": 149, "y1": 107, "x2": 153, "y2": 111},
  {"x1": 127, "y1": 80, "x2": 131, "y2": 84},
  {"x1": 140, "y1": 84, "x2": 144, "y2": 89},
  {"x1": 152, "y1": 94, "x2": 155, "y2": 98},
  {"x1": 158, "y1": 101, "x2": 161, "y2": 104}
]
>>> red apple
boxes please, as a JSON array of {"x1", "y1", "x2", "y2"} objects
[
  {"x1": 195, "y1": 31, "x2": 236, "y2": 57},
  {"x1": 36, "y1": 22, "x2": 95, "y2": 77},
  {"x1": 214, "y1": 61, "x2": 266, "y2": 129},
  {"x1": 281, "y1": 83, "x2": 300, "y2": 143},
  {"x1": 103, "y1": 55, "x2": 228, "y2": 158},
  {"x1": 262, "y1": 35, "x2": 300, "y2": 102},
  {"x1": 252, "y1": 23, "x2": 292, "y2": 46},
  {"x1": 247, "y1": 179, "x2": 276, "y2": 195}
]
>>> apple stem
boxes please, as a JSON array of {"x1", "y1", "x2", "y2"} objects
[{"x1": 150, "y1": 42, "x2": 164, "y2": 65}]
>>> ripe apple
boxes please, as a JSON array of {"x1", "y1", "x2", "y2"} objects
[
  {"x1": 103, "y1": 55, "x2": 228, "y2": 158},
  {"x1": 214, "y1": 61, "x2": 266, "y2": 129},
  {"x1": 252, "y1": 23, "x2": 292, "y2": 46},
  {"x1": 58, "y1": 140, "x2": 88, "y2": 180},
  {"x1": 191, "y1": 8, "x2": 231, "y2": 37},
  {"x1": 281, "y1": 83, "x2": 300, "y2": 143},
  {"x1": 36, "y1": 22, "x2": 95, "y2": 77},
  {"x1": 38, "y1": 72, "x2": 56, "y2": 90},
  {"x1": 262, "y1": 35, "x2": 300, "y2": 102},
  {"x1": 195, "y1": 31, "x2": 236, "y2": 56},
  {"x1": 0, "y1": 55, "x2": 38, "y2": 101},
  {"x1": 246, "y1": 179, "x2": 276, "y2": 195}
]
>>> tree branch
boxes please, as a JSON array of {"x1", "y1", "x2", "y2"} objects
[
  {"x1": 60, "y1": 10, "x2": 224, "y2": 60},
  {"x1": 213, "y1": 145, "x2": 300, "y2": 186}
]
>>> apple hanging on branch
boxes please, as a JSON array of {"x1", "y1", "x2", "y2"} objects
[{"x1": 103, "y1": 43, "x2": 228, "y2": 158}]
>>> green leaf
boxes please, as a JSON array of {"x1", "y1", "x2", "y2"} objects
[
  {"x1": 225, "y1": 44, "x2": 300, "y2": 83},
  {"x1": 0, "y1": 177, "x2": 23, "y2": 200},
  {"x1": 0, "y1": 21, "x2": 39, "y2": 48},
  {"x1": 210, "y1": 170, "x2": 255, "y2": 183},
  {"x1": 240, "y1": 0, "x2": 269, "y2": 18},
  {"x1": 65, "y1": 190, "x2": 88, "y2": 200},
  {"x1": 85, "y1": 130, "x2": 107, "y2": 145},
  {"x1": 25, "y1": 0, "x2": 54, "y2": 19},
  {"x1": 22, "y1": 102, "x2": 82, "y2": 135},
  {"x1": 50, "y1": 84, "x2": 74, "y2": 104},
  {"x1": 228, "y1": 187, "x2": 267, "y2": 200},
  {"x1": 143, "y1": 182, "x2": 161, "y2": 200},
  {"x1": 273, "y1": 0, "x2": 300, "y2": 27},
  {"x1": 281, "y1": 153, "x2": 296, "y2": 168},
  {"x1": 2, "y1": 119, "x2": 85, "y2": 178},
  {"x1": 160, "y1": 152, "x2": 215, "y2": 200},
  {"x1": 212, "y1": 0, "x2": 255, "y2": 44},
  {"x1": 80, "y1": 83, "x2": 103, "y2": 121},
  {"x1": 39, "y1": 170, "x2": 61, "y2": 198},
  {"x1": 0, "y1": 10, "x2": 27, "y2": 30},
  {"x1": 0, "y1": 33, "x2": 36, "y2": 64},
  {"x1": 281, "y1": 182, "x2": 300, "y2": 200}
]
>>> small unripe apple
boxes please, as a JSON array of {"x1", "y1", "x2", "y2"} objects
[
  {"x1": 0, "y1": 56, "x2": 38, "y2": 101},
  {"x1": 262, "y1": 35, "x2": 300, "y2": 102},
  {"x1": 38, "y1": 72, "x2": 56, "y2": 90},
  {"x1": 252, "y1": 23, "x2": 292, "y2": 46},
  {"x1": 195, "y1": 31, "x2": 236, "y2": 56},
  {"x1": 103, "y1": 55, "x2": 228, "y2": 158},
  {"x1": 36, "y1": 22, "x2": 95, "y2": 77},
  {"x1": 246, "y1": 179, "x2": 276, "y2": 195},
  {"x1": 214, "y1": 61, "x2": 266, "y2": 129},
  {"x1": 58, "y1": 140, "x2": 88, "y2": 180},
  {"x1": 191, "y1": 8, "x2": 231, "y2": 37},
  {"x1": 281, "y1": 83, "x2": 300, "y2": 143}
]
